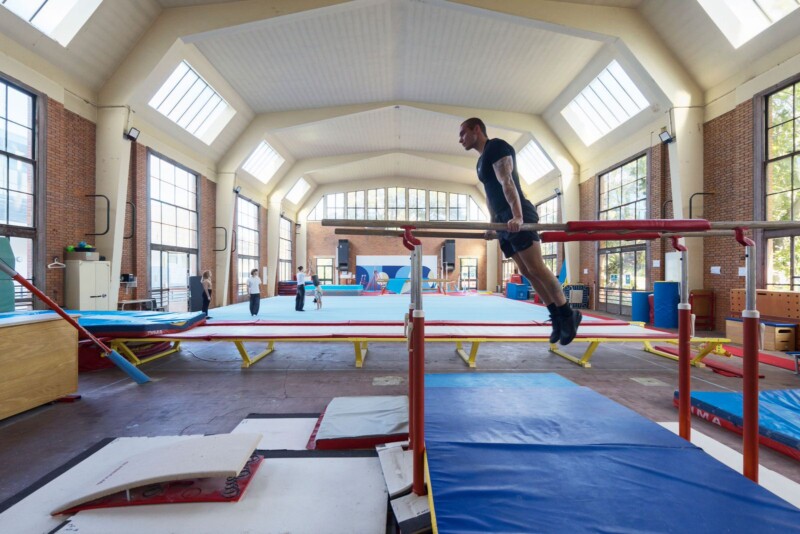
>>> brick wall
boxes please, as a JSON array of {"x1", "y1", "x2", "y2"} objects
[
  {"x1": 44, "y1": 98, "x2": 95, "y2": 306},
  {"x1": 306, "y1": 223, "x2": 487, "y2": 290},
  {"x1": 118, "y1": 143, "x2": 148, "y2": 302},
  {"x1": 650, "y1": 144, "x2": 668, "y2": 283},
  {"x1": 578, "y1": 176, "x2": 596, "y2": 307},
  {"x1": 703, "y1": 100, "x2": 754, "y2": 329},
  {"x1": 199, "y1": 175, "x2": 217, "y2": 299}
]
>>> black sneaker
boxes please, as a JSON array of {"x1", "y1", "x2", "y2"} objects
[
  {"x1": 548, "y1": 314, "x2": 561, "y2": 344},
  {"x1": 559, "y1": 309, "x2": 582, "y2": 346}
]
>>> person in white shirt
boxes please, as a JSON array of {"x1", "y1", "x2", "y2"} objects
[
  {"x1": 295, "y1": 266, "x2": 306, "y2": 311},
  {"x1": 247, "y1": 269, "x2": 262, "y2": 317}
]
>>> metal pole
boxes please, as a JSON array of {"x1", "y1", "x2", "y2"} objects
[
  {"x1": 742, "y1": 243, "x2": 759, "y2": 482},
  {"x1": 411, "y1": 243, "x2": 426, "y2": 496},
  {"x1": 407, "y1": 247, "x2": 416, "y2": 453},
  {"x1": 676, "y1": 243, "x2": 692, "y2": 441}
]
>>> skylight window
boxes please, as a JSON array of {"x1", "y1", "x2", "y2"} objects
[
  {"x1": 242, "y1": 141, "x2": 286, "y2": 184},
  {"x1": 148, "y1": 61, "x2": 231, "y2": 144},
  {"x1": 517, "y1": 140, "x2": 555, "y2": 184},
  {"x1": 1, "y1": 0, "x2": 102, "y2": 46},
  {"x1": 561, "y1": 60, "x2": 649, "y2": 146},
  {"x1": 697, "y1": 0, "x2": 800, "y2": 49},
  {"x1": 286, "y1": 178, "x2": 311, "y2": 205}
]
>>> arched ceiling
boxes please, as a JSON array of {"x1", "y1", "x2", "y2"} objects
[{"x1": 3, "y1": 0, "x2": 800, "y2": 205}]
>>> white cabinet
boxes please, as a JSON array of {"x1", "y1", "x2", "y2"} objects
[{"x1": 65, "y1": 261, "x2": 111, "y2": 310}]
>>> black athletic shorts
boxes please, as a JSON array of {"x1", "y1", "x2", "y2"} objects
[
  {"x1": 495, "y1": 206, "x2": 540, "y2": 259},
  {"x1": 497, "y1": 229, "x2": 539, "y2": 258}
]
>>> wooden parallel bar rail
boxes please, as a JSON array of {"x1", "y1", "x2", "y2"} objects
[
  {"x1": 322, "y1": 219, "x2": 800, "y2": 232},
  {"x1": 334, "y1": 227, "x2": 738, "y2": 240}
]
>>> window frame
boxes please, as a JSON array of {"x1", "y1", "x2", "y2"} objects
[
  {"x1": 595, "y1": 151, "x2": 650, "y2": 314},
  {"x1": 755, "y1": 71, "x2": 800, "y2": 289},
  {"x1": 235, "y1": 196, "x2": 260, "y2": 297},
  {"x1": 0, "y1": 73, "x2": 45, "y2": 310},
  {"x1": 278, "y1": 216, "x2": 293, "y2": 282}
]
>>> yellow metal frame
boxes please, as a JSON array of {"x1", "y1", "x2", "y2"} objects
[
  {"x1": 110, "y1": 339, "x2": 181, "y2": 365},
  {"x1": 108, "y1": 333, "x2": 731, "y2": 370},
  {"x1": 642, "y1": 338, "x2": 730, "y2": 366}
]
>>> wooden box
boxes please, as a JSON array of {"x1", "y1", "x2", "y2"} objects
[
  {"x1": 762, "y1": 323, "x2": 796, "y2": 352},
  {"x1": 0, "y1": 315, "x2": 78, "y2": 421},
  {"x1": 725, "y1": 319, "x2": 743, "y2": 345}
]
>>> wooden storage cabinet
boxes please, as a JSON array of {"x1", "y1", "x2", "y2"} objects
[
  {"x1": 65, "y1": 260, "x2": 111, "y2": 310},
  {"x1": 0, "y1": 315, "x2": 78, "y2": 421}
]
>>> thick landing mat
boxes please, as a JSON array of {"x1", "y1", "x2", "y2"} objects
[
  {"x1": 312, "y1": 395, "x2": 409, "y2": 449},
  {"x1": 676, "y1": 389, "x2": 800, "y2": 461},
  {"x1": 0, "y1": 310, "x2": 206, "y2": 336},
  {"x1": 426, "y1": 381, "x2": 800, "y2": 533},
  {"x1": 232, "y1": 415, "x2": 319, "y2": 450}
]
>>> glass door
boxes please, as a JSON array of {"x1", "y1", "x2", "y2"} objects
[
  {"x1": 460, "y1": 257, "x2": 478, "y2": 290},
  {"x1": 316, "y1": 258, "x2": 334, "y2": 284},
  {"x1": 598, "y1": 247, "x2": 645, "y2": 315},
  {"x1": 151, "y1": 250, "x2": 196, "y2": 311}
]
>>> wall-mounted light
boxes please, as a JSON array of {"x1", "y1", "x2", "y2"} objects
[
  {"x1": 125, "y1": 127, "x2": 140, "y2": 142},
  {"x1": 658, "y1": 130, "x2": 674, "y2": 144}
]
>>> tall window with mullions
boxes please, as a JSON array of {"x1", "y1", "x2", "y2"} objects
[
  {"x1": 536, "y1": 196, "x2": 559, "y2": 275},
  {"x1": 279, "y1": 217, "x2": 293, "y2": 282},
  {"x1": 764, "y1": 80, "x2": 800, "y2": 290},
  {"x1": 236, "y1": 197, "x2": 260, "y2": 297},
  {"x1": 148, "y1": 153, "x2": 199, "y2": 311},
  {"x1": 0, "y1": 79, "x2": 37, "y2": 310},
  {"x1": 597, "y1": 155, "x2": 648, "y2": 316}
]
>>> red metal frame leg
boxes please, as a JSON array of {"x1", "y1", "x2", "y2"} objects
[
  {"x1": 742, "y1": 312, "x2": 760, "y2": 482},
  {"x1": 678, "y1": 305, "x2": 692, "y2": 441},
  {"x1": 411, "y1": 310, "x2": 426, "y2": 496}
]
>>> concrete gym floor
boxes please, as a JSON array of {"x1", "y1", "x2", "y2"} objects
[{"x1": 1, "y1": 326, "x2": 798, "y2": 508}]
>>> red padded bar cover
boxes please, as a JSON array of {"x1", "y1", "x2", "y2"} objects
[
  {"x1": 541, "y1": 231, "x2": 661, "y2": 243},
  {"x1": 566, "y1": 220, "x2": 711, "y2": 232}
]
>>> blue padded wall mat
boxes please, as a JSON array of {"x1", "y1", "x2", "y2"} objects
[{"x1": 680, "y1": 389, "x2": 800, "y2": 451}]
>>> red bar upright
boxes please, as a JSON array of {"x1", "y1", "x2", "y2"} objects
[
  {"x1": 742, "y1": 311, "x2": 760, "y2": 482},
  {"x1": 677, "y1": 304, "x2": 692, "y2": 440},
  {"x1": 411, "y1": 310, "x2": 426, "y2": 496}
]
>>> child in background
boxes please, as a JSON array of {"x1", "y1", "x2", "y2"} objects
[{"x1": 311, "y1": 269, "x2": 323, "y2": 310}]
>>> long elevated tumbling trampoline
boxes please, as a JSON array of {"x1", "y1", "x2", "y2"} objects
[
  {"x1": 424, "y1": 374, "x2": 800, "y2": 533},
  {"x1": 100, "y1": 295, "x2": 727, "y2": 368},
  {"x1": 108, "y1": 320, "x2": 727, "y2": 368}
]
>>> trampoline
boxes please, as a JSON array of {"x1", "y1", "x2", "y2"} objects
[
  {"x1": 425, "y1": 374, "x2": 800, "y2": 533},
  {"x1": 675, "y1": 389, "x2": 800, "y2": 461},
  {"x1": 108, "y1": 321, "x2": 728, "y2": 368}
]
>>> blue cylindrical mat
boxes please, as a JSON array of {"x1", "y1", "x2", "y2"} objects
[
  {"x1": 653, "y1": 281, "x2": 680, "y2": 328},
  {"x1": 631, "y1": 291, "x2": 652, "y2": 323}
]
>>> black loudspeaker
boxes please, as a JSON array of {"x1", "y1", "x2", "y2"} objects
[
  {"x1": 337, "y1": 239, "x2": 350, "y2": 271},
  {"x1": 443, "y1": 239, "x2": 455, "y2": 268},
  {"x1": 188, "y1": 276, "x2": 204, "y2": 312}
]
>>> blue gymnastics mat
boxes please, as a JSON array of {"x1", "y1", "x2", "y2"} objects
[
  {"x1": 678, "y1": 389, "x2": 800, "y2": 459},
  {"x1": 425, "y1": 372, "x2": 577, "y2": 389},
  {"x1": 425, "y1": 381, "x2": 800, "y2": 533},
  {"x1": 0, "y1": 310, "x2": 205, "y2": 335},
  {"x1": 207, "y1": 294, "x2": 616, "y2": 323}
]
